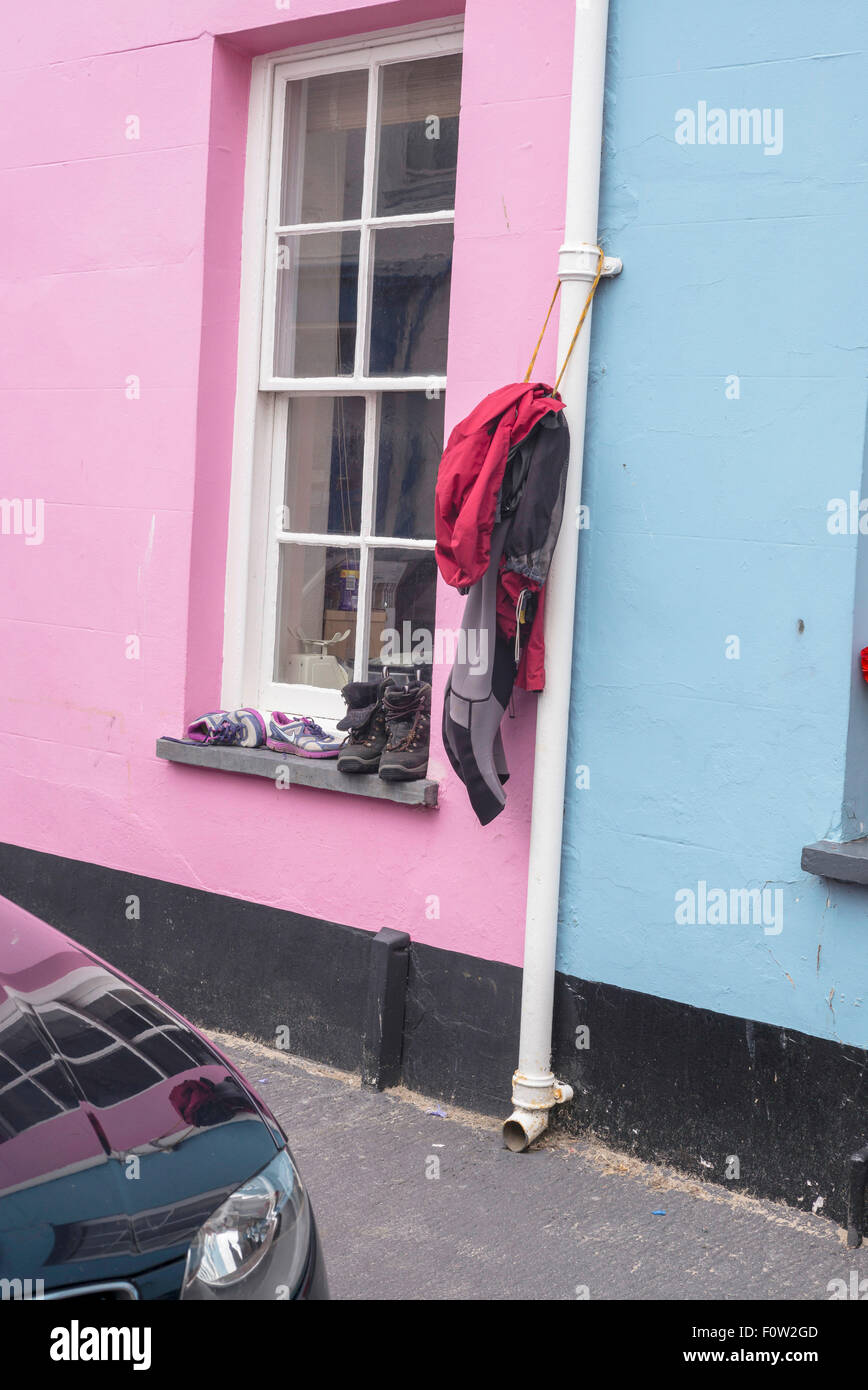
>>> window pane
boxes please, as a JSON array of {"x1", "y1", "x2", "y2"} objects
[
  {"x1": 87, "y1": 989, "x2": 169, "y2": 1034},
  {"x1": 0, "y1": 1017, "x2": 51, "y2": 1071},
  {"x1": 0, "y1": 1079, "x2": 60, "y2": 1134},
  {"x1": 0, "y1": 1053, "x2": 19, "y2": 1087},
  {"x1": 71, "y1": 1049, "x2": 161, "y2": 1107},
  {"x1": 33, "y1": 1061, "x2": 78, "y2": 1108},
  {"x1": 375, "y1": 393, "x2": 444, "y2": 540},
  {"x1": 38, "y1": 1007, "x2": 114, "y2": 1059},
  {"x1": 368, "y1": 224, "x2": 453, "y2": 375},
  {"x1": 284, "y1": 396, "x2": 365, "y2": 535},
  {"x1": 135, "y1": 1031, "x2": 198, "y2": 1077},
  {"x1": 274, "y1": 544, "x2": 360, "y2": 686},
  {"x1": 176, "y1": 1031, "x2": 218, "y2": 1067},
  {"x1": 376, "y1": 55, "x2": 462, "y2": 216},
  {"x1": 274, "y1": 231, "x2": 360, "y2": 377},
  {"x1": 369, "y1": 548, "x2": 438, "y2": 681},
  {"x1": 281, "y1": 70, "x2": 367, "y2": 224}
]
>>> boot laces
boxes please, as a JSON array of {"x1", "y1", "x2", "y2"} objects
[{"x1": 386, "y1": 688, "x2": 426, "y2": 751}]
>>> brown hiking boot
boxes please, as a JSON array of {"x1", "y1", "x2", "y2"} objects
[
  {"x1": 379, "y1": 681, "x2": 431, "y2": 782},
  {"x1": 336, "y1": 677, "x2": 394, "y2": 774}
]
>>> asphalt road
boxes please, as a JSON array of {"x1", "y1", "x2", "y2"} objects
[{"x1": 213, "y1": 1030, "x2": 868, "y2": 1302}]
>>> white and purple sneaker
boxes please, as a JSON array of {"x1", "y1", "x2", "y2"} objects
[
  {"x1": 184, "y1": 709, "x2": 267, "y2": 747},
  {"x1": 267, "y1": 713, "x2": 343, "y2": 759}
]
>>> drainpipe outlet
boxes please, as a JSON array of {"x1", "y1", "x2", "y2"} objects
[
  {"x1": 502, "y1": 1073, "x2": 574, "y2": 1151},
  {"x1": 503, "y1": 1108, "x2": 549, "y2": 1152}
]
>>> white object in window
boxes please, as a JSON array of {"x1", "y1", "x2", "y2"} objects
[{"x1": 224, "y1": 23, "x2": 463, "y2": 721}]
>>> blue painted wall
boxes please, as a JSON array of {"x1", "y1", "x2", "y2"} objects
[{"x1": 559, "y1": 0, "x2": 868, "y2": 1046}]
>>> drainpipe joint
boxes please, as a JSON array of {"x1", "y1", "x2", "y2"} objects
[
  {"x1": 510, "y1": 1069, "x2": 574, "y2": 1111},
  {"x1": 558, "y1": 241, "x2": 622, "y2": 282}
]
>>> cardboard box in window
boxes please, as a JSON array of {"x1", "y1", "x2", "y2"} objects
[{"x1": 323, "y1": 609, "x2": 388, "y2": 663}]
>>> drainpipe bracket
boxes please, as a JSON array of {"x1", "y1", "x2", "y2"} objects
[
  {"x1": 558, "y1": 241, "x2": 623, "y2": 282},
  {"x1": 511, "y1": 1070, "x2": 575, "y2": 1112}
]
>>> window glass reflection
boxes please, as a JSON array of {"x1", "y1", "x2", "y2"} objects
[
  {"x1": 39, "y1": 1007, "x2": 114, "y2": 1059},
  {"x1": 376, "y1": 55, "x2": 461, "y2": 216},
  {"x1": 369, "y1": 224, "x2": 453, "y2": 376},
  {"x1": 71, "y1": 1050, "x2": 162, "y2": 1109}
]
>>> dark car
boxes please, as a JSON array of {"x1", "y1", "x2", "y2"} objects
[{"x1": 0, "y1": 895, "x2": 327, "y2": 1301}]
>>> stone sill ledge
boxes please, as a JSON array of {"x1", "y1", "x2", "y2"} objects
[
  {"x1": 156, "y1": 739, "x2": 439, "y2": 808},
  {"x1": 801, "y1": 837, "x2": 868, "y2": 885}
]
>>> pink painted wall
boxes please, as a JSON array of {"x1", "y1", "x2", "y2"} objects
[{"x1": 0, "y1": 0, "x2": 574, "y2": 968}]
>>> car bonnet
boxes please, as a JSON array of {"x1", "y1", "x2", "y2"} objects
[{"x1": 0, "y1": 898, "x2": 280, "y2": 1291}]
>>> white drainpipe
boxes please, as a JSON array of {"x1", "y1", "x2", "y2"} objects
[{"x1": 503, "y1": 0, "x2": 621, "y2": 1152}]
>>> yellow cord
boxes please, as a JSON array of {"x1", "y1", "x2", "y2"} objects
[
  {"x1": 522, "y1": 282, "x2": 561, "y2": 383},
  {"x1": 522, "y1": 246, "x2": 606, "y2": 396}
]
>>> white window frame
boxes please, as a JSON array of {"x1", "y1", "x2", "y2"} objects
[{"x1": 223, "y1": 19, "x2": 463, "y2": 722}]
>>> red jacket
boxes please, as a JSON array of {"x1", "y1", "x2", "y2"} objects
[{"x1": 435, "y1": 382, "x2": 567, "y2": 690}]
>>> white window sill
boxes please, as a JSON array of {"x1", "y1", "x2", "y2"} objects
[{"x1": 155, "y1": 739, "x2": 439, "y2": 808}]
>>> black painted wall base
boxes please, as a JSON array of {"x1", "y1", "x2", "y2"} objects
[
  {"x1": 0, "y1": 841, "x2": 864, "y2": 1230},
  {"x1": 549, "y1": 977, "x2": 868, "y2": 1229}
]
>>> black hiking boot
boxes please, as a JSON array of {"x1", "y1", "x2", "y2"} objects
[
  {"x1": 336, "y1": 677, "x2": 394, "y2": 774},
  {"x1": 379, "y1": 681, "x2": 431, "y2": 782}
]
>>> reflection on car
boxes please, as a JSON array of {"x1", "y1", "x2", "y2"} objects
[{"x1": 0, "y1": 896, "x2": 328, "y2": 1300}]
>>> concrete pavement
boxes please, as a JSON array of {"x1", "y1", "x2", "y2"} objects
[{"x1": 212, "y1": 1030, "x2": 868, "y2": 1302}]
